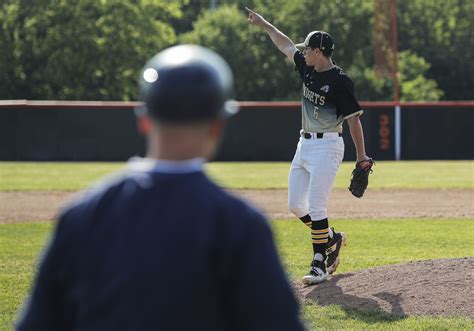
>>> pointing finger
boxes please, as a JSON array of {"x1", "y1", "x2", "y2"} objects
[{"x1": 245, "y1": 7, "x2": 255, "y2": 14}]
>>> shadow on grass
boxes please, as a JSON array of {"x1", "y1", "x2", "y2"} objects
[{"x1": 302, "y1": 273, "x2": 407, "y2": 324}]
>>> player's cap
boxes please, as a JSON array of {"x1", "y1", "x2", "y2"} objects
[
  {"x1": 295, "y1": 31, "x2": 335, "y2": 53},
  {"x1": 136, "y1": 45, "x2": 239, "y2": 123}
]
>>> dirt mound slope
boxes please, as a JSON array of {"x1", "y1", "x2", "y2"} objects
[{"x1": 295, "y1": 257, "x2": 474, "y2": 317}]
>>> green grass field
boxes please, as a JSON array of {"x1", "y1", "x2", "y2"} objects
[
  {"x1": 0, "y1": 160, "x2": 473, "y2": 190},
  {"x1": 1, "y1": 161, "x2": 473, "y2": 330},
  {"x1": 1, "y1": 220, "x2": 473, "y2": 330}
]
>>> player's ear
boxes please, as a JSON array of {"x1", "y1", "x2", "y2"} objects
[
  {"x1": 137, "y1": 114, "x2": 152, "y2": 135},
  {"x1": 208, "y1": 118, "x2": 225, "y2": 140}
]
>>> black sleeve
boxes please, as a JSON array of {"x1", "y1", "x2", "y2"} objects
[
  {"x1": 16, "y1": 214, "x2": 75, "y2": 331},
  {"x1": 335, "y1": 75, "x2": 363, "y2": 118},
  {"x1": 225, "y1": 210, "x2": 305, "y2": 331},
  {"x1": 293, "y1": 50, "x2": 308, "y2": 81}
]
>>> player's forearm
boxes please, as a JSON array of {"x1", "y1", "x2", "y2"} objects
[
  {"x1": 347, "y1": 116, "x2": 367, "y2": 161},
  {"x1": 261, "y1": 21, "x2": 294, "y2": 55}
]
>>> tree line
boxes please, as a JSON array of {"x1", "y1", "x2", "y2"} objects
[{"x1": 0, "y1": 0, "x2": 472, "y2": 101}]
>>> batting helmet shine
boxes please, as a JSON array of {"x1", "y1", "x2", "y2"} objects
[{"x1": 137, "y1": 45, "x2": 239, "y2": 123}]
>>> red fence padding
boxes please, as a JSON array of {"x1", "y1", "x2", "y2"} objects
[{"x1": 0, "y1": 100, "x2": 473, "y2": 109}]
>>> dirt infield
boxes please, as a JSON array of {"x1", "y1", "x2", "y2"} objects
[
  {"x1": 1, "y1": 188, "x2": 472, "y2": 223},
  {"x1": 234, "y1": 188, "x2": 474, "y2": 220},
  {"x1": 295, "y1": 257, "x2": 474, "y2": 317},
  {"x1": 1, "y1": 189, "x2": 473, "y2": 318}
]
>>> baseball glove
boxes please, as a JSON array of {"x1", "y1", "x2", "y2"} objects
[{"x1": 348, "y1": 158, "x2": 375, "y2": 198}]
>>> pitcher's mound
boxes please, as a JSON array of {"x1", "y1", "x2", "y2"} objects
[{"x1": 295, "y1": 257, "x2": 474, "y2": 317}]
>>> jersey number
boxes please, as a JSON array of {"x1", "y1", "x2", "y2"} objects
[{"x1": 313, "y1": 106, "x2": 319, "y2": 119}]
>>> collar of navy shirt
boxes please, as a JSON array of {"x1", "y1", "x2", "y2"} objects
[{"x1": 127, "y1": 157, "x2": 204, "y2": 174}]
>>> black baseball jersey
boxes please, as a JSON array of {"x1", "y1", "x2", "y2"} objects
[
  {"x1": 294, "y1": 50, "x2": 363, "y2": 133},
  {"x1": 16, "y1": 160, "x2": 304, "y2": 331}
]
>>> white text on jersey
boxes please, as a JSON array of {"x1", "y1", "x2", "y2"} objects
[{"x1": 303, "y1": 85, "x2": 326, "y2": 106}]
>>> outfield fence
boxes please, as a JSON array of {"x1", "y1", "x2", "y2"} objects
[{"x1": 0, "y1": 100, "x2": 473, "y2": 161}]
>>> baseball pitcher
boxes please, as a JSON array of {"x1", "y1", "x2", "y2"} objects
[{"x1": 246, "y1": 7, "x2": 374, "y2": 285}]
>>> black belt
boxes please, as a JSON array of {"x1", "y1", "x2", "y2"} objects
[{"x1": 302, "y1": 132, "x2": 342, "y2": 139}]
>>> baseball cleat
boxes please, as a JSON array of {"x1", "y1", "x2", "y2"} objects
[
  {"x1": 302, "y1": 259, "x2": 328, "y2": 285},
  {"x1": 326, "y1": 230, "x2": 347, "y2": 275}
]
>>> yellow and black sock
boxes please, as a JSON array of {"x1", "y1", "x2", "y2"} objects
[
  {"x1": 299, "y1": 214, "x2": 312, "y2": 228},
  {"x1": 311, "y1": 218, "x2": 329, "y2": 258}
]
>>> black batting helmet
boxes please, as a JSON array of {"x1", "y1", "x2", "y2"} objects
[{"x1": 137, "y1": 45, "x2": 239, "y2": 123}]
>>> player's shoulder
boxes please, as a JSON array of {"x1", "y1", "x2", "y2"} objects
[
  {"x1": 294, "y1": 50, "x2": 304, "y2": 61},
  {"x1": 332, "y1": 65, "x2": 350, "y2": 79},
  {"x1": 294, "y1": 50, "x2": 313, "y2": 72},
  {"x1": 212, "y1": 181, "x2": 267, "y2": 221},
  {"x1": 331, "y1": 65, "x2": 355, "y2": 89},
  {"x1": 204, "y1": 182, "x2": 269, "y2": 237},
  {"x1": 58, "y1": 167, "x2": 155, "y2": 224}
]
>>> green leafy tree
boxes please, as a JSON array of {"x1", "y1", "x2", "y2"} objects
[
  {"x1": 0, "y1": 3, "x2": 18, "y2": 99},
  {"x1": 170, "y1": 0, "x2": 209, "y2": 34},
  {"x1": 2, "y1": 0, "x2": 470, "y2": 101},
  {"x1": 0, "y1": 0, "x2": 180, "y2": 100},
  {"x1": 347, "y1": 67, "x2": 393, "y2": 101},
  {"x1": 350, "y1": 51, "x2": 443, "y2": 101},
  {"x1": 257, "y1": 0, "x2": 374, "y2": 74},
  {"x1": 398, "y1": 0, "x2": 473, "y2": 100},
  {"x1": 180, "y1": 2, "x2": 375, "y2": 101},
  {"x1": 398, "y1": 51, "x2": 443, "y2": 101},
  {"x1": 170, "y1": 0, "x2": 259, "y2": 34},
  {"x1": 180, "y1": 4, "x2": 298, "y2": 101}
]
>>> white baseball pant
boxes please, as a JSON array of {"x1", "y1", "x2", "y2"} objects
[{"x1": 288, "y1": 134, "x2": 344, "y2": 220}]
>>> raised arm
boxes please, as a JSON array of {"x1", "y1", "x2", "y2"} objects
[{"x1": 245, "y1": 7, "x2": 298, "y2": 63}]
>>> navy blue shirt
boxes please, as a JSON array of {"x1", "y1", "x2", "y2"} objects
[{"x1": 16, "y1": 160, "x2": 304, "y2": 331}]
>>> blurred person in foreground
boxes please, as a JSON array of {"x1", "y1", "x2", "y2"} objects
[{"x1": 16, "y1": 45, "x2": 305, "y2": 331}]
